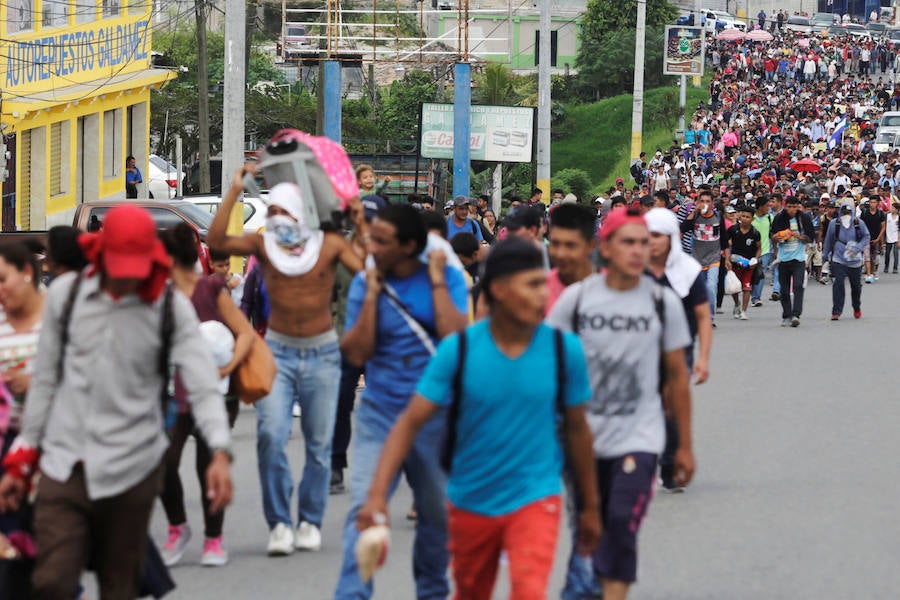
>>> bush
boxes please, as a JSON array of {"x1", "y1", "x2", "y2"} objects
[{"x1": 551, "y1": 168, "x2": 594, "y2": 202}]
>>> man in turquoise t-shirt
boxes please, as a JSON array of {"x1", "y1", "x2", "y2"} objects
[{"x1": 357, "y1": 238, "x2": 599, "y2": 600}]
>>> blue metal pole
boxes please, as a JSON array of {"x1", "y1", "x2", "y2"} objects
[
  {"x1": 452, "y1": 61, "x2": 471, "y2": 199},
  {"x1": 323, "y1": 60, "x2": 342, "y2": 142}
]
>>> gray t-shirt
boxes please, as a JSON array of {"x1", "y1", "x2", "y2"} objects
[{"x1": 547, "y1": 274, "x2": 691, "y2": 459}]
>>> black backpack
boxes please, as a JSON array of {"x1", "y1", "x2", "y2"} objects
[
  {"x1": 440, "y1": 327, "x2": 566, "y2": 473},
  {"x1": 58, "y1": 272, "x2": 175, "y2": 414}
]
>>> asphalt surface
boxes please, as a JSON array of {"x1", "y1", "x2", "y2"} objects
[{"x1": 82, "y1": 270, "x2": 900, "y2": 599}]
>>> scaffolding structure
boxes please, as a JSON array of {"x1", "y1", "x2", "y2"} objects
[{"x1": 280, "y1": 0, "x2": 518, "y2": 64}]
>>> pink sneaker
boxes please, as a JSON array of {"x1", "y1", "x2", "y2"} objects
[
  {"x1": 161, "y1": 523, "x2": 191, "y2": 567},
  {"x1": 201, "y1": 536, "x2": 229, "y2": 567}
]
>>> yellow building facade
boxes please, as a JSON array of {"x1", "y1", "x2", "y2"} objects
[{"x1": 0, "y1": 0, "x2": 175, "y2": 230}]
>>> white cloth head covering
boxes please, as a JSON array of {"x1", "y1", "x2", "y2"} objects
[
  {"x1": 644, "y1": 208, "x2": 702, "y2": 298},
  {"x1": 263, "y1": 182, "x2": 324, "y2": 276},
  {"x1": 364, "y1": 231, "x2": 465, "y2": 273},
  {"x1": 198, "y1": 321, "x2": 235, "y2": 394}
]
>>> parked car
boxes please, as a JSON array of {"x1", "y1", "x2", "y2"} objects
[
  {"x1": 784, "y1": 16, "x2": 814, "y2": 35},
  {"x1": 0, "y1": 200, "x2": 213, "y2": 245},
  {"x1": 186, "y1": 194, "x2": 268, "y2": 234},
  {"x1": 873, "y1": 130, "x2": 899, "y2": 154},
  {"x1": 278, "y1": 22, "x2": 312, "y2": 60},
  {"x1": 887, "y1": 27, "x2": 900, "y2": 44},
  {"x1": 879, "y1": 111, "x2": 900, "y2": 129},
  {"x1": 845, "y1": 23, "x2": 870, "y2": 37},
  {"x1": 184, "y1": 157, "x2": 223, "y2": 196},
  {"x1": 147, "y1": 154, "x2": 181, "y2": 199},
  {"x1": 812, "y1": 12, "x2": 838, "y2": 27},
  {"x1": 703, "y1": 10, "x2": 746, "y2": 31},
  {"x1": 866, "y1": 21, "x2": 888, "y2": 37}
]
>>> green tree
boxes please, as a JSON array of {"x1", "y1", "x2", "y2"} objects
[
  {"x1": 575, "y1": 25, "x2": 669, "y2": 100},
  {"x1": 378, "y1": 70, "x2": 442, "y2": 147},
  {"x1": 580, "y1": 0, "x2": 679, "y2": 41},
  {"x1": 474, "y1": 63, "x2": 518, "y2": 105},
  {"x1": 576, "y1": 0, "x2": 677, "y2": 99},
  {"x1": 551, "y1": 168, "x2": 594, "y2": 201}
]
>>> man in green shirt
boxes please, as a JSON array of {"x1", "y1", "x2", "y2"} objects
[{"x1": 751, "y1": 196, "x2": 780, "y2": 305}]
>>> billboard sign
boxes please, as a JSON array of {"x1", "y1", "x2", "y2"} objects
[
  {"x1": 420, "y1": 103, "x2": 535, "y2": 163},
  {"x1": 663, "y1": 25, "x2": 705, "y2": 76}
]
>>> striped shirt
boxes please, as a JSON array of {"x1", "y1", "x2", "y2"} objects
[{"x1": 0, "y1": 308, "x2": 41, "y2": 436}]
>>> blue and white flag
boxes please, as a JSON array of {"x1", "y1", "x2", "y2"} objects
[{"x1": 828, "y1": 117, "x2": 847, "y2": 150}]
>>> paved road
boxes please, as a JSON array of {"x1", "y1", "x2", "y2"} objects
[{"x1": 84, "y1": 273, "x2": 900, "y2": 599}]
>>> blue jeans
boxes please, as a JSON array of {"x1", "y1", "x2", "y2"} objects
[
  {"x1": 334, "y1": 399, "x2": 449, "y2": 600},
  {"x1": 751, "y1": 252, "x2": 780, "y2": 302},
  {"x1": 699, "y1": 264, "x2": 719, "y2": 321},
  {"x1": 256, "y1": 331, "x2": 341, "y2": 529},
  {"x1": 830, "y1": 261, "x2": 862, "y2": 316}
]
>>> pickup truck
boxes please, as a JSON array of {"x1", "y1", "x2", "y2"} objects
[{"x1": 0, "y1": 199, "x2": 215, "y2": 249}]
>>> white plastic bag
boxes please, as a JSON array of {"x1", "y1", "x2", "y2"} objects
[{"x1": 724, "y1": 269, "x2": 742, "y2": 295}]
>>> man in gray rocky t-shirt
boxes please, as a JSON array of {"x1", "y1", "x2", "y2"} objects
[{"x1": 548, "y1": 208, "x2": 695, "y2": 600}]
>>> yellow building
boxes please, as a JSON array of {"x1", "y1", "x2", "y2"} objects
[{"x1": 0, "y1": 0, "x2": 175, "y2": 230}]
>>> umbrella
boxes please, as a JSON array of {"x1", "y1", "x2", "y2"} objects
[
  {"x1": 788, "y1": 158, "x2": 822, "y2": 173},
  {"x1": 716, "y1": 28, "x2": 746, "y2": 41},
  {"x1": 746, "y1": 29, "x2": 773, "y2": 41}
]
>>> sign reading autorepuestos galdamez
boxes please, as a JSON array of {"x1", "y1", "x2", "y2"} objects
[
  {"x1": 420, "y1": 103, "x2": 535, "y2": 163},
  {"x1": 663, "y1": 26, "x2": 705, "y2": 77}
]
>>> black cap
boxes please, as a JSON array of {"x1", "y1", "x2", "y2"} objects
[
  {"x1": 505, "y1": 207, "x2": 542, "y2": 231},
  {"x1": 481, "y1": 238, "x2": 544, "y2": 302}
]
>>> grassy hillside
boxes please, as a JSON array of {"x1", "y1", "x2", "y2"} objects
[{"x1": 551, "y1": 83, "x2": 709, "y2": 195}]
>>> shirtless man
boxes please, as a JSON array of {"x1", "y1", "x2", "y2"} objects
[{"x1": 208, "y1": 165, "x2": 366, "y2": 556}]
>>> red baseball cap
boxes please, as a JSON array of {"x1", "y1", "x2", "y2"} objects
[
  {"x1": 599, "y1": 207, "x2": 646, "y2": 241},
  {"x1": 100, "y1": 205, "x2": 162, "y2": 279}
]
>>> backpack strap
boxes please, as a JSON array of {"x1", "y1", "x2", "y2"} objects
[
  {"x1": 57, "y1": 272, "x2": 84, "y2": 382},
  {"x1": 440, "y1": 330, "x2": 467, "y2": 473},
  {"x1": 554, "y1": 328, "x2": 566, "y2": 418},
  {"x1": 571, "y1": 281, "x2": 585, "y2": 334},
  {"x1": 652, "y1": 284, "x2": 667, "y2": 396},
  {"x1": 158, "y1": 283, "x2": 176, "y2": 406}
]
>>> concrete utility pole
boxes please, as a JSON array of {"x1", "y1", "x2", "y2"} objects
[
  {"x1": 631, "y1": 0, "x2": 646, "y2": 160},
  {"x1": 536, "y1": 0, "x2": 551, "y2": 199},
  {"x1": 196, "y1": 0, "x2": 211, "y2": 193},
  {"x1": 222, "y1": 0, "x2": 246, "y2": 256}
]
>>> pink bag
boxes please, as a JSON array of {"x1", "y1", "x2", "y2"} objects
[{"x1": 256, "y1": 129, "x2": 360, "y2": 229}]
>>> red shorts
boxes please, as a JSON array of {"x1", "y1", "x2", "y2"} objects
[
  {"x1": 448, "y1": 495, "x2": 561, "y2": 600},
  {"x1": 733, "y1": 265, "x2": 754, "y2": 291}
]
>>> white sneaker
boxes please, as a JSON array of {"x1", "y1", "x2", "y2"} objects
[
  {"x1": 292, "y1": 403, "x2": 301, "y2": 418},
  {"x1": 740, "y1": 311, "x2": 748, "y2": 320},
  {"x1": 732, "y1": 305, "x2": 741, "y2": 319},
  {"x1": 161, "y1": 523, "x2": 192, "y2": 567},
  {"x1": 294, "y1": 521, "x2": 322, "y2": 551},
  {"x1": 267, "y1": 523, "x2": 295, "y2": 556}
]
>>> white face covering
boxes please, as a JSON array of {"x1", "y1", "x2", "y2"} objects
[{"x1": 841, "y1": 215, "x2": 852, "y2": 228}]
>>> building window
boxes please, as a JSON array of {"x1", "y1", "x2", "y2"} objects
[
  {"x1": 76, "y1": 0, "x2": 98, "y2": 23},
  {"x1": 19, "y1": 131, "x2": 31, "y2": 231},
  {"x1": 103, "y1": 109, "x2": 122, "y2": 180},
  {"x1": 128, "y1": 0, "x2": 149, "y2": 15},
  {"x1": 102, "y1": 0, "x2": 120, "y2": 18},
  {"x1": 49, "y1": 121, "x2": 70, "y2": 197},
  {"x1": 8, "y1": 0, "x2": 34, "y2": 33},
  {"x1": 42, "y1": 0, "x2": 68, "y2": 28}
]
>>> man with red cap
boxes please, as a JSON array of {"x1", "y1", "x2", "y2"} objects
[
  {"x1": 548, "y1": 207, "x2": 695, "y2": 600},
  {"x1": 0, "y1": 204, "x2": 234, "y2": 599}
]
